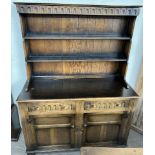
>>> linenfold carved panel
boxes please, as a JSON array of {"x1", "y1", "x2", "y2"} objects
[
  {"x1": 27, "y1": 102, "x2": 76, "y2": 115},
  {"x1": 16, "y1": 4, "x2": 140, "y2": 16}
]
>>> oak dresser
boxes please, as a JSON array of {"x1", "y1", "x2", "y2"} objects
[{"x1": 15, "y1": 3, "x2": 140, "y2": 155}]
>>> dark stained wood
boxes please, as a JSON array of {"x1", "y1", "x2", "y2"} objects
[
  {"x1": 17, "y1": 76, "x2": 138, "y2": 101},
  {"x1": 25, "y1": 14, "x2": 132, "y2": 34},
  {"x1": 28, "y1": 39, "x2": 128, "y2": 56},
  {"x1": 26, "y1": 53, "x2": 127, "y2": 62},
  {"x1": 31, "y1": 61, "x2": 122, "y2": 76},
  {"x1": 24, "y1": 33, "x2": 131, "y2": 40},
  {"x1": 15, "y1": 3, "x2": 140, "y2": 154}
]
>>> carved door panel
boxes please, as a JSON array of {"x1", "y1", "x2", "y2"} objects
[
  {"x1": 82, "y1": 114, "x2": 122, "y2": 146},
  {"x1": 28, "y1": 114, "x2": 75, "y2": 149}
]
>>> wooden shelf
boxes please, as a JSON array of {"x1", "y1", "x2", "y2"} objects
[
  {"x1": 26, "y1": 53, "x2": 127, "y2": 62},
  {"x1": 17, "y1": 76, "x2": 138, "y2": 101},
  {"x1": 24, "y1": 33, "x2": 131, "y2": 40},
  {"x1": 31, "y1": 73, "x2": 120, "y2": 79}
]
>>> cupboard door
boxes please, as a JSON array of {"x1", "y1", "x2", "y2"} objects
[
  {"x1": 29, "y1": 114, "x2": 75, "y2": 149},
  {"x1": 83, "y1": 114, "x2": 122, "y2": 146}
]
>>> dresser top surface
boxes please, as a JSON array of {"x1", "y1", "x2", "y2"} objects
[{"x1": 17, "y1": 76, "x2": 138, "y2": 102}]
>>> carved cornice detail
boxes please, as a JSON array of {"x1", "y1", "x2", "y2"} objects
[{"x1": 16, "y1": 4, "x2": 140, "y2": 16}]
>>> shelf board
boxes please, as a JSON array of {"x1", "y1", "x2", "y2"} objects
[
  {"x1": 26, "y1": 53, "x2": 127, "y2": 62},
  {"x1": 32, "y1": 73, "x2": 120, "y2": 79},
  {"x1": 17, "y1": 76, "x2": 138, "y2": 101},
  {"x1": 24, "y1": 33, "x2": 131, "y2": 40}
]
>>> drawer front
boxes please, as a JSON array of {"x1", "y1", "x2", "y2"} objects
[
  {"x1": 27, "y1": 101, "x2": 76, "y2": 115},
  {"x1": 26, "y1": 99, "x2": 136, "y2": 115},
  {"x1": 83, "y1": 99, "x2": 136, "y2": 113}
]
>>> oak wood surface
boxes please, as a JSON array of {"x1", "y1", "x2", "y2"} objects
[
  {"x1": 26, "y1": 52, "x2": 127, "y2": 62},
  {"x1": 80, "y1": 147, "x2": 143, "y2": 155},
  {"x1": 25, "y1": 33, "x2": 131, "y2": 40},
  {"x1": 32, "y1": 61, "x2": 121, "y2": 75},
  {"x1": 29, "y1": 40, "x2": 127, "y2": 55},
  {"x1": 17, "y1": 76, "x2": 138, "y2": 101},
  {"x1": 25, "y1": 15, "x2": 133, "y2": 35},
  {"x1": 16, "y1": 3, "x2": 140, "y2": 153}
]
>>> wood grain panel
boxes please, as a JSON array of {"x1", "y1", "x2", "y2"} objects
[
  {"x1": 81, "y1": 147, "x2": 143, "y2": 155},
  {"x1": 18, "y1": 103, "x2": 37, "y2": 149},
  {"x1": 87, "y1": 114, "x2": 121, "y2": 123},
  {"x1": 34, "y1": 117, "x2": 72, "y2": 125},
  {"x1": 36, "y1": 128, "x2": 71, "y2": 146},
  {"x1": 29, "y1": 40, "x2": 63, "y2": 55},
  {"x1": 34, "y1": 115, "x2": 73, "y2": 146},
  {"x1": 63, "y1": 61, "x2": 119, "y2": 74},
  {"x1": 26, "y1": 15, "x2": 132, "y2": 35},
  {"x1": 50, "y1": 128, "x2": 71, "y2": 145},
  {"x1": 32, "y1": 61, "x2": 119, "y2": 75},
  {"x1": 27, "y1": 15, "x2": 44, "y2": 33},
  {"x1": 29, "y1": 40, "x2": 126, "y2": 56},
  {"x1": 32, "y1": 62, "x2": 63, "y2": 75},
  {"x1": 36, "y1": 129, "x2": 50, "y2": 146},
  {"x1": 86, "y1": 126, "x2": 101, "y2": 143},
  {"x1": 105, "y1": 124, "x2": 119, "y2": 141},
  {"x1": 84, "y1": 114, "x2": 120, "y2": 144},
  {"x1": 86, "y1": 125, "x2": 119, "y2": 143}
]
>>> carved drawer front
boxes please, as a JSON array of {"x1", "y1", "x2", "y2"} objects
[
  {"x1": 83, "y1": 99, "x2": 135, "y2": 113},
  {"x1": 27, "y1": 101, "x2": 76, "y2": 115}
]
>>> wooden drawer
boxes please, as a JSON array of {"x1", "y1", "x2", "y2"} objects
[
  {"x1": 26, "y1": 99, "x2": 136, "y2": 116},
  {"x1": 27, "y1": 101, "x2": 76, "y2": 115},
  {"x1": 83, "y1": 99, "x2": 136, "y2": 113}
]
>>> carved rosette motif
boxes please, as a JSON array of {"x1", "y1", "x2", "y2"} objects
[
  {"x1": 84, "y1": 100, "x2": 131, "y2": 111},
  {"x1": 27, "y1": 103, "x2": 75, "y2": 113},
  {"x1": 16, "y1": 4, "x2": 140, "y2": 16}
]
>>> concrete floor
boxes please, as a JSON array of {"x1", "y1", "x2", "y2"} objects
[{"x1": 11, "y1": 129, "x2": 143, "y2": 155}]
